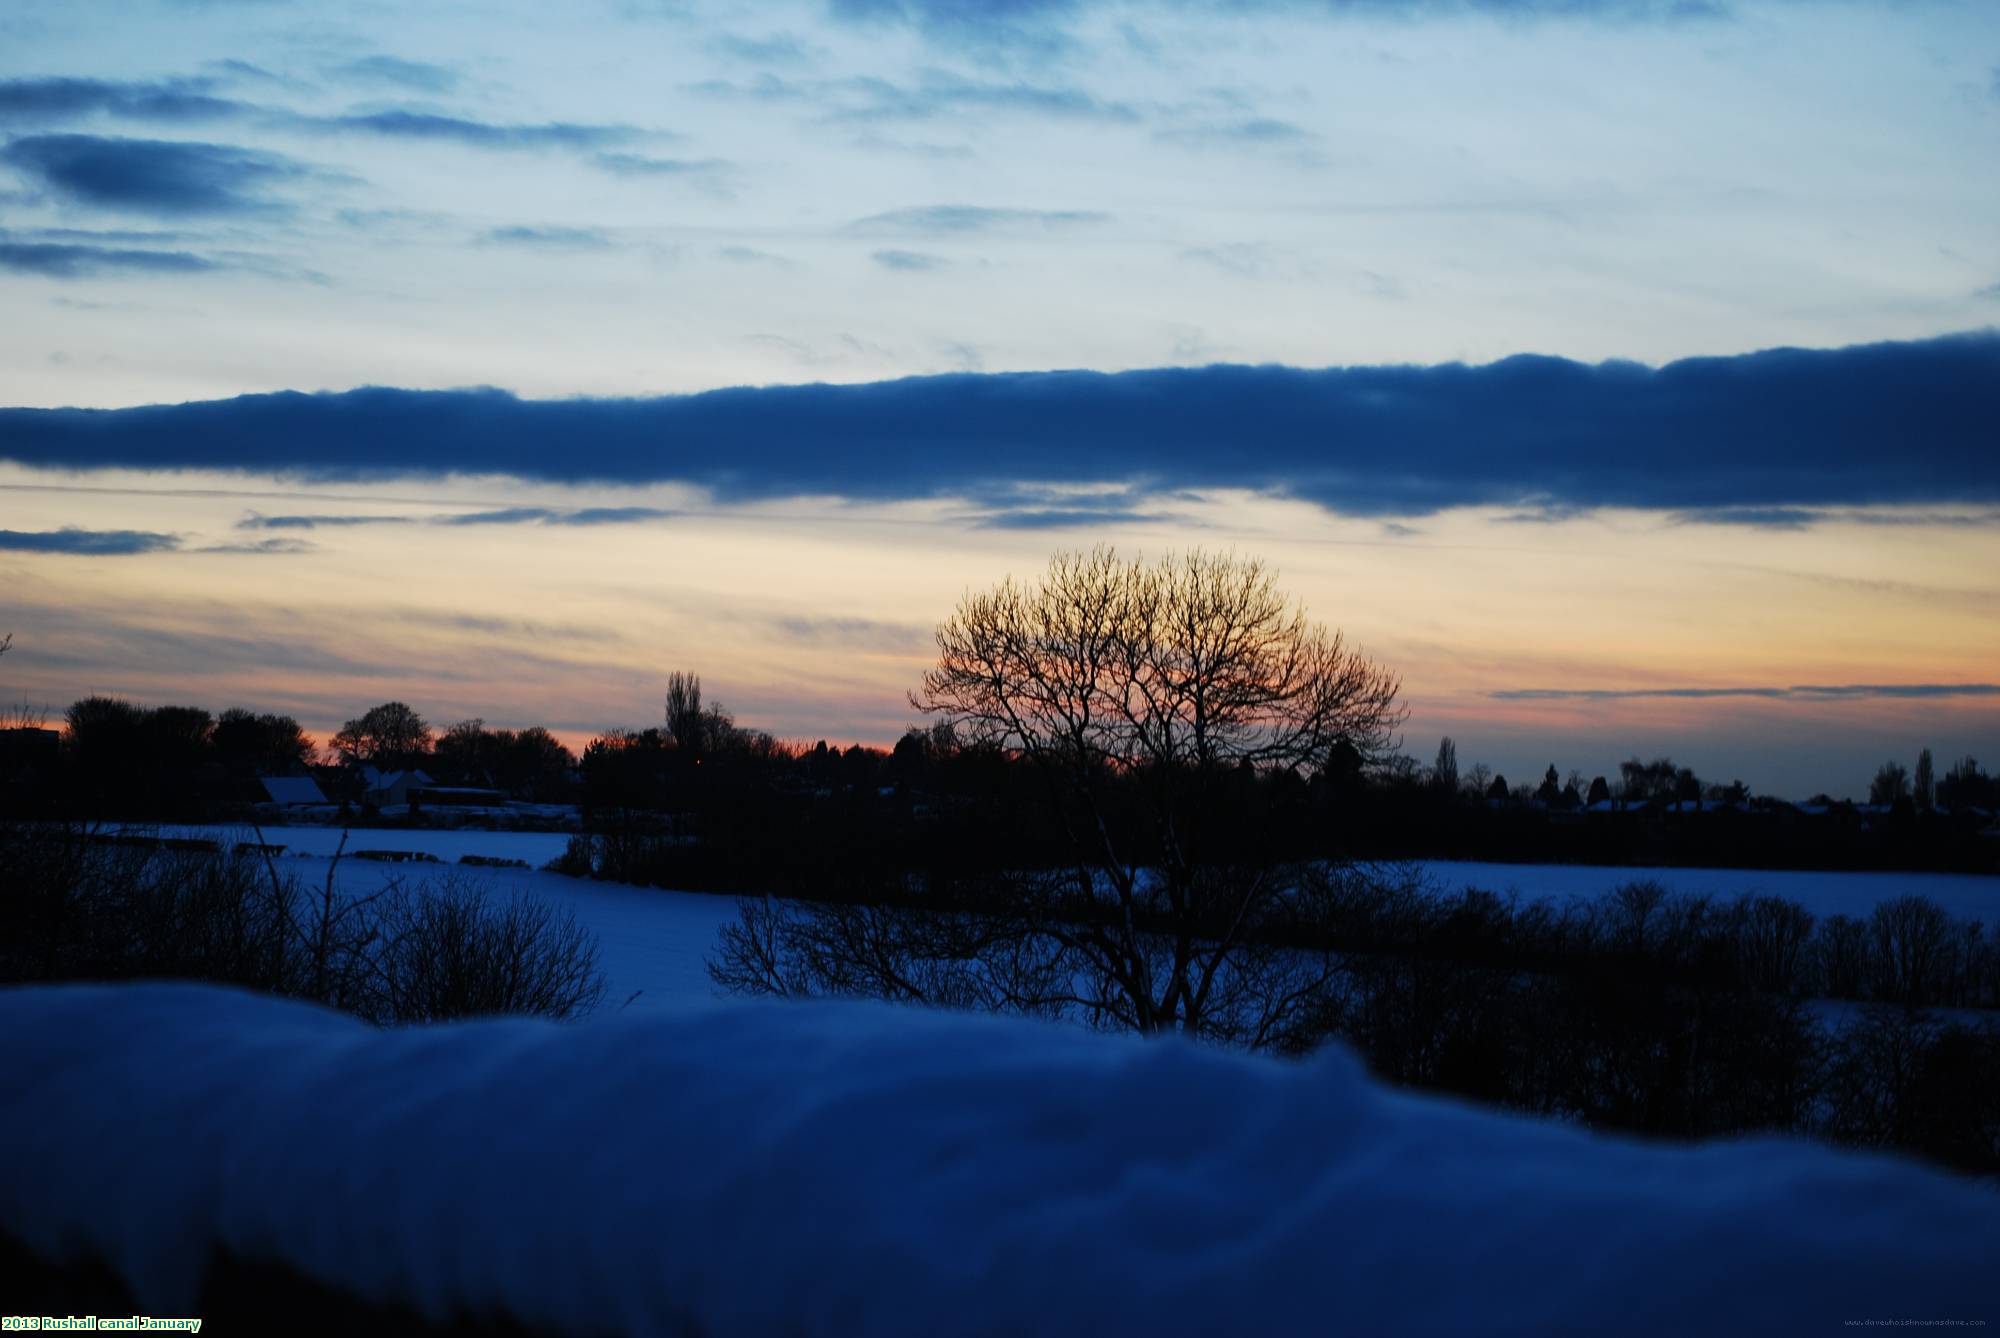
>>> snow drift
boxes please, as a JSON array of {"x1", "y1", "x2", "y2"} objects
[{"x1": 1, "y1": 983, "x2": 1994, "y2": 1336}]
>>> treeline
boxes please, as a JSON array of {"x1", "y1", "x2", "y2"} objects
[
  {"x1": 708, "y1": 867, "x2": 2000, "y2": 1176},
  {"x1": 0, "y1": 697, "x2": 578, "y2": 819},
  {"x1": 1295, "y1": 877, "x2": 2000, "y2": 1175},
  {"x1": 6, "y1": 683, "x2": 1997, "y2": 877}
]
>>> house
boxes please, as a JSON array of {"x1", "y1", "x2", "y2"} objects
[
  {"x1": 259, "y1": 774, "x2": 328, "y2": 807},
  {"x1": 0, "y1": 727, "x2": 59, "y2": 783},
  {"x1": 360, "y1": 767, "x2": 434, "y2": 807}
]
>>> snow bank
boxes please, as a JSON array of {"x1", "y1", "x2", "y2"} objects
[{"x1": 3, "y1": 984, "x2": 1994, "y2": 1337}]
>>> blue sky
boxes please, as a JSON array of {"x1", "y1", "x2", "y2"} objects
[
  {"x1": 2, "y1": 0, "x2": 1998, "y2": 796},
  {"x1": 5, "y1": 0, "x2": 1997, "y2": 403}
]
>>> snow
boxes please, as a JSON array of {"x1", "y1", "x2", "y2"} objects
[
  {"x1": 118, "y1": 824, "x2": 737, "y2": 1008},
  {"x1": 144, "y1": 823, "x2": 578, "y2": 868},
  {"x1": 2, "y1": 982, "x2": 1994, "y2": 1336},
  {"x1": 1410, "y1": 859, "x2": 2000, "y2": 923},
  {"x1": 257, "y1": 776, "x2": 326, "y2": 806},
  {"x1": 324, "y1": 858, "x2": 741, "y2": 1012}
]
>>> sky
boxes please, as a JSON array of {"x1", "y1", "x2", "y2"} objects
[{"x1": 1, "y1": 0, "x2": 1998, "y2": 798}]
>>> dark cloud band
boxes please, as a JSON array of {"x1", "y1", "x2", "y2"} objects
[
  {"x1": 1, "y1": 333, "x2": 1994, "y2": 518},
  {"x1": 0, "y1": 527, "x2": 179, "y2": 555}
]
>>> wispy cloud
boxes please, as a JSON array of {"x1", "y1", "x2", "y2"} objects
[
  {"x1": 827, "y1": 0, "x2": 1733, "y2": 55},
  {"x1": 0, "y1": 133, "x2": 314, "y2": 215},
  {"x1": 239, "y1": 506, "x2": 674, "y2": 529},
  {"x1": 717, "y1": 245, "x2": 797, "y2": 267},
  {"x1": 971, "y1": 506, "x2": 1180, "y2": 530},
  {"x1": 1669, "y1": 505, "x2": 2000, "y2": 531},
  {"x1": 691, "y1": 70, "x2": 1135, "y2": 124},
  {"x1": 327, "y1": 56, "x2": 458, "y2": 94},
  {"x1": 1155, "y1": 117, "x2": 1313, "y2": 150},
  {"x1": 706, "y1": 31, "x2": 820, "y2": 65},
  {"x1": 192, "y1": 536, "x2": 314, "y2": 554},
  {"x1": 308, "y1": 109, "x2": 637, "y2": 149},
  {"x1": 1493, "y1": 683, "x2": 2000, "y2": 702},
  {"x1": 1179, "y1": 242, "x2": 1312, "y2": 279},
  {"x1": 479, "y1": 225, "x2": 612, "y2": 249},
  {"x1": 850, "y1": 205, "x2": 1108, "y2": 234},
  {"x1": 0, "y1": 236, "x2": 216, "y2": 277},
  {"x1": 0, "y1": 526, "x2": 179, "y2": 555},
  {"x1": 871, "y1": 248, "x2": 949, "y2": 271},
  {"x1": 0, "y1": 76, "x2": 244, "y2": 124}
]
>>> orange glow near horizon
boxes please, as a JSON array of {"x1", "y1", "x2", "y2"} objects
[{"x1": 5, "y1": 465, "x2": 1998, "y2": 798}]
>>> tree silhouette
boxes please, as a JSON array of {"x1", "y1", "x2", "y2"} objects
[
  {"x1": 714, "y1": 548, "x2": 1406, "y2": 1046},
  {"x1": 1433, "y1": 737, "x2": 1458, "y2": 794},
  {"x1": 331, "y1": 702, "x2": 432, "y2": 767},
  {"x1": 665, "y1": 672, "x2": 705, "y2": 760},
  {"x1": 1870, "y1": 761, "x2": 1911, "y2": 808}
]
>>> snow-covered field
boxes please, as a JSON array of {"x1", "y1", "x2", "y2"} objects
[
  {"x1": 1413, "y1": 858, "x2": 2000, "y2": 923},
  {"x1": 143, "y1": 822, "x2": 577, "y2": 868},
  {"x1": 112, "y1": 827, "x2": 2000, "y2": 1014},
  {"x1": 3, "y1": 981, "x2": 1993, "y2": 1336},
  {"x1": 121, "y1": 824, "x2": 738, "y2": 1010}
]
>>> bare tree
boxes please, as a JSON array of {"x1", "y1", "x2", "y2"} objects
[
  {"x1": 665, "y1": 671, "x2": 704, "y2": 759},
  {"x1": 1433, "y1": 736, "x2": 1458, "y2": 794},
  {"x1": 711, "y1": 548, "x2": 1406, "y2": 1047}
]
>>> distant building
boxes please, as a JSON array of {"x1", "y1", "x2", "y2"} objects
[
  {"x1": 0, "y1": 727, "x2": 60, "y2": 782},
  {"x1": 406, "y1": 785, "x2": 509, "y2": 808},
  {"x1": 259, "y1": 774, "x2": 328, "y2": 807},
  {"x1": 360, "y1": 767, "x2": 434, "y2": 807}
]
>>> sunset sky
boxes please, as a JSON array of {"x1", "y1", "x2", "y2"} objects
[{"x1": 2, "y1": 0, "x2": 1998, "y2": 798}]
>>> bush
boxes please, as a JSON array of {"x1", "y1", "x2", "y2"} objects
[{"x1": 0, "y1": 824, "x2": 604, "y2": 1025}]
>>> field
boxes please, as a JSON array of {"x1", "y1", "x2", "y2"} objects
[{"x1": 123, "y1": 825, "x2": 2000, "y2": 1017}]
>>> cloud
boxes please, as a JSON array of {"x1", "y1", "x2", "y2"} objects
[
  {"x1": 717, "y1": 246, "x2": 796, "y2": 267},
  {"x1": 826, "y1": 0, "x2": 1733, "y2": 53},
  {"x1": 770, "y1": 613, "x2": 932, "y2": 652},
  {"x1": 832, "y1": 73, "x2": 1138, "y2": 123},
  {"x1": 6, "y1": 333, "x2": 1996, "y2": 520},
  {"x1": 591, "y1": 153, "x2": 731, "y2": 192},
  {"x1": 872, "y1": 248, "x2": 948, "y2": 271},
  {"x1": 826, "y1": 0, "x2": 1080, "y2": 55},
  {"x1": 440, "y1": 506, "x2": 561, "y2": 525},
  {"x1": 240, "y1": 506, "x2": 673, "y2": 529},
  {"x1": 562, "y1": 506, "x2": 672, "y2": 525},
  {"x1": 850, "y1": 205, "x2": 1108, "y2": 234},
  {"x1": 238, "y1": 512, "x2": 412, "y2": 529},
  {"x1": 1492, "y1": 683, "x2": 2000, "y2": 703},
  {"x1": 0, "y1": 76, "x2": 647, "y2": 161},
  {"x1": 479, "y1": 225, "x2": 612, "y2": 249},
  {"x1": 1179, "y1": 243, "x2": 1310, "y2": 279},
  {"x1": 0, "y1": 133, "x2": 310, "y2": 215},
  {"x1": 311, "y1": 110, "x2": 634, "y2": 149},
  {"x1": 707, "y1": 32, "x2": 819, "y2": 65},
  {"x1": 1155, "y1": 117, "x2": 1313, "y2": 149},
  {"x1": 0, "y1": 237, "x2": 216, "y2": 277},
  {"x1": 1669, "y1": 505, "x2": 2000, "y2": 531},
  {"x1": 0, "y1": 76, "x2": 245, "y2": 125},
  {"x1": 691, "y1": 70, "x2": 1133, "y2": 123},
  {"x1": 329, "y1": 56, "x2": 458, "y2": 94},
  {"x1": 0, "y1": 527, "x2": 179, "y2": 555},
  {"x1": 972, "y1": 507, "x2": 1179, "y2": 530},
  {"x1": 193, "y1": 537, "x2": 314, "y2": 554}
]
